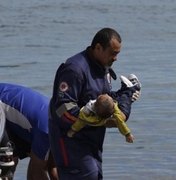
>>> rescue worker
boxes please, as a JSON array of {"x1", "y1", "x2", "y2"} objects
[{"x1": 49, "y1": 27, "x2": 141, "y2": 180}]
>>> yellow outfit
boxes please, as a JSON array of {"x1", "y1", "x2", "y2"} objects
[{"x1": 71, "y1": 102, "x2": 130, "y2": 136}]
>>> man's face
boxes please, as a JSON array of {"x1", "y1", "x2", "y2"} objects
[{"x1": 97, "y1": 37, "x2": 121, "y2": 67}]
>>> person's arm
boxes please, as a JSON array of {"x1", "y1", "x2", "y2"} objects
[
  {"x1": 67, "y1": 104, "x2": 92, "y2": 137},
  {"x1": 67, "y1": 118, "x2": 87, "y2": 137},
  {"x1": 113, "y1": 103, "x2": 131, "y2": 135},
  {"x1": 27, "y1": 151, "x2": 49, "y2": 180},
  {"x1": 110, "y1": 74, "x2": 141, "y2": 121},
  {"x1": 50, "y1": 63, "x2": 84, "y2": 123},
  {"x1": 67, "y1": 102, "x2": 102, "y2": 137},
  {"x1": 112, "y1": 103, "x2": 134, "y2": 143},
  {"x1": 47, "y1": 151, "x2": 59, "y2": 180},
  {"x1": 104, "y1": 104, "x2": 126, "y2": 128},
  {"x1": 113, "y1": 103, "x2": 134, "y2": 143}
]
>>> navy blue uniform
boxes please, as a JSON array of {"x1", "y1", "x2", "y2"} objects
[
  {"x1": 0, "y1": 83, "x2": 50, "y2": 160},
  {"x1": 49, "y1": 49, "x2": 132, "y2": 179}
]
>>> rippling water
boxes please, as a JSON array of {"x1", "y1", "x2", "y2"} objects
[{"x1": 1, "y1": 0, "x2": 176, "y2": 179}]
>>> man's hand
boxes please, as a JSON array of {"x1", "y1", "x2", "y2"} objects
[
  {"x1": 120, "y1": 74, "x2": 141, "y2": 102},
  {"x1": 132, "y1": 90, "x2": 141, "y2": 102},
  {"x1": 128, "y1": 74, "x2": 141, "y2": 102}
]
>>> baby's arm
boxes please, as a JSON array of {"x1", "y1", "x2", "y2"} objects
[
  {"x1": 113, "y1": 103, "x2": 134, "y2": 143},
  {"x1": 67, "y1": 119, "x2": 86, "y2": 137},
  {"x1": 67, "y1": 100, "x2": 100, "y2": 137}
]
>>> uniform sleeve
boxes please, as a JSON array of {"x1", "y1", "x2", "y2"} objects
[
  {"x1": 113, "y1": 103, "x2": 131, "y2": 136},
  {"x1": 110, "y1": 90, "x2": 132, "y2": 120},
  {"x1": 50, "y1": 63, "x2": 84, "y2": 119}
]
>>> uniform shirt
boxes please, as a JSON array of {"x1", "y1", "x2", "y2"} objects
[
  {"x1": 49, "y1": 48, "x2": 133, "y2": 166},
  {"x1": 50, "y1": 49, "x2": 111, "y2": 150},
  {"x1": 0, "y1": 83, "x2": 50, "y2": 160}
]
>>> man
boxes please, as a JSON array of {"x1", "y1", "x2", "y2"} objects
[
  {"x1": 49, "y1": 27, "x2": 141, "y2": 179},
  {"x1": 0, "y1": 83, "x2": 58, "y2": 180}
]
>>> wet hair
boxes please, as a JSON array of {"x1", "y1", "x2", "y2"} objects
[
  {"x1": 91, "y1": 27, "x2": 122, "y2": 50},
  {"x1": 94, "y1": 94, "x2": 114, "y2": 119}
]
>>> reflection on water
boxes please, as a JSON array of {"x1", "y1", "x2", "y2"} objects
[{"x1": 1, "y1": 0, "x2": 176, "y2": 179}]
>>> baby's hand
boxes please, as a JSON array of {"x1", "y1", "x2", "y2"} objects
[
  {"x1": 67, "y1": 129, "x2": 76, "y2": 138},
  {"x1": 125, "y1": 133, "x2": 134, "y2": 143}
]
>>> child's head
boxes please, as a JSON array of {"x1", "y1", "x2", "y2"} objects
[{"x1": 94, "y1": 94, "x2": 114, "y2": 119}]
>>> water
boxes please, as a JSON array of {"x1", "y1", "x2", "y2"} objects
[{"x1": 0, "y1": 0, "x2": 176, "y2": 179}]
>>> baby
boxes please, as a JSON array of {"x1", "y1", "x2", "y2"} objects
[{"x1": 67, "y1": 94, "x2": 134, "y2": 143}]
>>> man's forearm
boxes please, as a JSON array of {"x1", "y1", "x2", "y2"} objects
[{"x1": 28, "y1": 151, "x2": 49, "y2": 180}]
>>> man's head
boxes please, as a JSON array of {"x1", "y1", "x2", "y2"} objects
[
  {"x1": 94, "y1": 94, "x2": 114, "y2": 119},
  {"x1": 91, "y1": 28, "x2": 122, "y2": 67}
]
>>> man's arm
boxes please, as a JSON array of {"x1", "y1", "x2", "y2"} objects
[
  {"x1": 47, "y1": 152, "x2": 58, "y2": 180},
  {"x1": 27, "y1": 151, "x2": 49, "y2": 180},
  {"x1": 110, "y1": 74, "x2": 141, "y2": 121},
  {"x1": 50, "y1": 63, "x2": 84, "y2": 119}
]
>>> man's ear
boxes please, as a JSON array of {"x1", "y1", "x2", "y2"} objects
[{"x1": 95, "y1": 43, "x2": 102, "y2": 51}]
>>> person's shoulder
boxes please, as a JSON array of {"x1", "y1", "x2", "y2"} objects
[
  {"x1": 0, "y1": 82, "x2": 28, "y2": 90},
  {"x1": 66, "y1": 50, "x2": 89, "y2": 71},
  {"x1": 0, "y1": 83, "x2": 24, "y2": 94},
  {"x1": 0, "y1": 82, "x2": 18, "y2": 88},
  {"x1": 0, "y1": 83, "x2": 48, "y2": 102}
]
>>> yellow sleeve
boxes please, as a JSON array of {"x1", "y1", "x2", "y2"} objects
[
  {"x1": 78, "y1": 108, "x2": 106, "y2": 126},
  {"x1": 71, "y1": 119, "x2": 87, "y2": 132},
  {"x1": 113, "y1": 103, "x2": 131, "y2": 136}
]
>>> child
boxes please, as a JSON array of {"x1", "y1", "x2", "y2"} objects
[
  {"x1": 67, "y1": 74, "x2": 141, "y2": 143},
  {"x1": 67, "y1": 94, "x2": 134, "y2": 143}
]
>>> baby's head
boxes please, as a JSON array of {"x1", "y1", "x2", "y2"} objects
[{"x1": 94, "y1": 94, "x2": 114, "y2": 119}]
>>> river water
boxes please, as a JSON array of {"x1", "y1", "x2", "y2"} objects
[{"x1": 0, "y1": 0, "x2": 176, "y2": 179}]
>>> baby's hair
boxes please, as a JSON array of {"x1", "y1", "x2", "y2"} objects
[{"x1": 94, "y1": 94, "x2": 114, "y2": 119}]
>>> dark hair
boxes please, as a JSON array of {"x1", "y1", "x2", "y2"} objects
[
  {"x1": 91, "y1": 28, "x2": 122, "y2": 49},
  {"x1": 94, "y1": 95, "x2": 114, "y2": 119}
]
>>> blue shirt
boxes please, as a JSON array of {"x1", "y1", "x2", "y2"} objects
[{"x1": 0, "y1": 83, "x2": 50, "y2": 160}]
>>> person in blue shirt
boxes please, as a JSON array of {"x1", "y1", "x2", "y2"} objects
[
  {"x1": 49, "y1": 27, "x2": 141, "y2": 180},
  {"x1": 0, "y1": 83, "x2": 58, "y2": 180}
]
